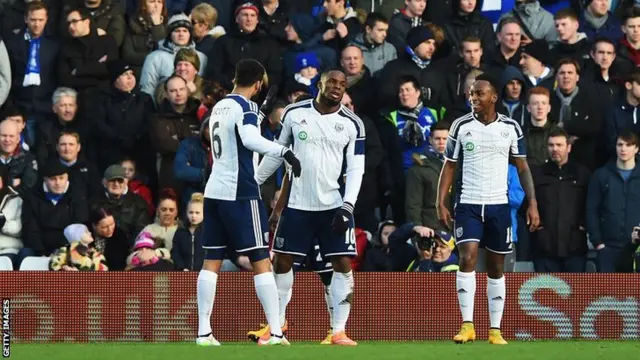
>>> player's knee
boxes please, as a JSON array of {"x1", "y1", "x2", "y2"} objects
[
  {"x1": 247, "y1": 248, "x2": 270, "y2": 263},
  {"x1": 273, "y1": 253, "x2": 294, "y2": 273}
]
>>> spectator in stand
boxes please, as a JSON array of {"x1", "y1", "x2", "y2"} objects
[
  {"x1": 339, "y1": 46, "x2": 376, "y2": 115},
  {"x1": 174, "y1": 119, "x2": 211, "y2": 210},
  {"x1": 581, "y1": 38, "x2": 621, "y2": 108},
  {"x1": 519, "y1": 39, "x2": 556, "y2": 92},
  {"x1": 57, "y1": 131, "x2": 102, "y2": 198},
  {"x1": 155, "y1": 48, "x2": 204, "y2": 104},
  {"x1": 206, "y1": 2, "x2": 281, "y2": 91},
  {"x1": 282, "y1": 13, "x2": 336, "y2": 78},
  {"x1": 389, "y1": 225, "x2": 459, "y2": 272},
  {"x1": 121, "y1": 0, "x2": 168, "y2": 77},
  {"x1": 578, "y1": 0, "x2": 622, "y2": 42},
  {"x1": 500, "y1": 0, "x2": 557, "y2": 46},
  {"x1": 587, "y1": 130, "x2": 640, "y2": 273},
  {"x1": 0, "y1": 38, "x2": 10, "y2": 107},
  {"x1": 49, "y1": 223, "x2": 108, "y2": 271},
  {"x1": 94, "y1": 60, "x2": 154, "y2": 173},
  {"x1": 196, "y1": 79, "x2": 228, "y2": 121},
  {"x1": 497, "y1": 66, "x2": 527, "y2": 126},
  {"x1": 0, "y1": 120, "x2": 38, "y2": 195},
  {"x1": 350, "y1": 12, "x2": 397, "y2": 77},
  {"x1": 139, "y1": 188, "x2": 180, "y2": 251},
  {"x1": 286, "y1": 52, "x2": 321, "y2": 97},
  {"x1": 121, "y1": 157, "x2": 155, "y2": 217},
  {"x1": 4, "y1": 1, "x2": 59, "y2": 147},
  {"x1": 362, "y1": 221, "x2": 400, "y2": 271},
  {"x1": 0, "y1": 166, "x2": 23, "y2": 268},
  {"x1": 1, "y1": 107, "x2": 30, "y2": 153},
  {"x1": 487, "y1": 18, "x2": 522, "y2": 71},
  {"x1": 443, "y1": 68, "x2": 484, "y2": 122},
  {"x1": 139, "y1": 13, "x2": 208, "y2": 97},
  {"x1": 377, "y1": 24, "x2": 444, "y2": 111},
  {"x1": 58, "y1": 8, "x2": 119, "y2": 95},
  {"x1": 171, "y1": 192, "x2": 205, "y2": 271},
  {"x1": 531, "y1": 128, "x2": 590, "y2": 272},
  {"x1": 549, "y1": 9, "x2": 591, "y2": 70},
  {"x1": 605, "y1": 68, "x2": 640, "y2": 156},
  {"x1": 70, "y1": 0, "x2": 126, "y2": 47},
  {"x1": 405, "y1": 121, "x2": 450, "y2": 230},
  {"x1": 36, "y1": 87, "x2": 90, "y2": 166},
  {"x1": 190, "y1": 3, "x2": 225, "y2": 54},
  {"x1": 126, "y1": 231, "x2": 174, "y2": 271},
  {"x1": 442, "y1": 0, "x2": 496, "y2": 55},
  {"x1": 150, "y1": 75, "x2": 200, "y2": 191},
  {"x1": 618, "y1": 6, "x2": 640, "y2": 74},
  {"x1": 21, "y1": 161, "x2": 89, "y2": 258},
  {"x1": 89, "y1": 207, "x2": 132, "y2": 271},
  {"x1": 258, "y1": 0, "x2": 291, "y2": 48},
  {"x1": 524, "y1": 87, "x2": 560, "y2": 167},
  {"x1": 317, "y1": 0, "x2": 363, "y2": 54},
  {"x1": 551, "y1": 58, "x2": 604, "y2": 171},
  {"x1": 386, "y1": 0, "x2": 426, "y2": 55},
  {"x1": 90, "y1": 164, "x2": 150, "y2": 240},
  {"x1": 1, "y1": 0, "x2": 59, "y2": 38}
]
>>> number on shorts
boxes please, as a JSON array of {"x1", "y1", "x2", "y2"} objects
[
  {"x1": 344, "y1": 228, "x2": 356, "y2": 246},
  {"x1": 211, "y1": 121, "x2": 222, "y2": 159}
]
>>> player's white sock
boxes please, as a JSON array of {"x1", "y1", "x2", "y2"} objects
[
  {"x1": 254, "y1": 272, "x2": 283, "y2": 337},
  {"x1": 197, "y1": 270, "x2": 218, "y2": 336},
  {"x1": 456, "y1": 271, "x2": 476, "y2": 323},
  {"x1": 331, "y1": 271, "x2": 354, "y2": 334},
  {"x1": 487, "y1": 276, "x2": 506, "y2": 329},
  {"x1": 324, "y1": 285, "x2": 334, "y2": 328},
  {"x1": 274, "y1": 269, "x2": 294, "y2": 327}
]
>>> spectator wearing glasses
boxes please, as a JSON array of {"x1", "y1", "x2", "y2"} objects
[{"x1": 71, "y1": 0, "x2": 126, "y2": 47}]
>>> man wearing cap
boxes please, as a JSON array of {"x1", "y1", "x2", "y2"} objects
[
  {"x1": 207, "y1": 2, "x2": 282, "y2": 92},
  {"x1": 90, "y1": 164, "x2": 150, "y2": 240},
  {"x1": 140, "y1": 13, "x2": 208, "y2": 97},
  {"x1": 21, "y1": 160, "x2": 89, "y2": 258},
  {"x1": 519, "y1": 39, "x2": 555, "y2": 92},
  {"x1": 94, "y1": 60, "x2": 154, "y2": 173}
]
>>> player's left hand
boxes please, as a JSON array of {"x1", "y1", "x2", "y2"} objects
[
  {"x1": 282, "y1": 150, "x2": 301, "y2": 177},
  {"x1": 526, "y1": 203, "x2": 540, "y2": 232},
  {"x1": 332, "y1": 202, "x2": 353, "y2": 234}
]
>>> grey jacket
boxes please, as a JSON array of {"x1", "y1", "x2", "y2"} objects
[
  {"x1": 500, "y1": 1, "x2": 557, "y2": 47},
  {"x1": 350, "y1": 33, "x2": 397, "y2": 77},
  {"x1": 0, "y1": 39, "x2": 11, "y2": 107}
]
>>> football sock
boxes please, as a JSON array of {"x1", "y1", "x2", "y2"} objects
[
  {"x1": 324, "y1": 285, "x2": 334, "y2": 328},
  {"x1": 254, "y1": 272, "x2": 283, "y2": 337},
  {"x1": 487, "y1": 276, "x2": 506, "y2": 329},
  {"x1": 456, "y1": 271, "x2": 476, "y2": 323},
  {"x1": 274, "y1": 269, "x2": 294, "y2": 327},
  {"x1": 197, "y1": 270, "x2": 217, "y2": 337},
  {"x1": 331, "y1": 271, "x2": 354, "y2": 334}
]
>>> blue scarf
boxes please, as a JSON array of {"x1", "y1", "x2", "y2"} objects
[
  {"x1": 23, "y1": 31, "x2": 41, "y2": 87},
  {"x1": 45, "y1": 191, "x2": 64, "y2": 204},
  {"x1": 405, "y1": 46, "x2": 430, "y2": 69}
]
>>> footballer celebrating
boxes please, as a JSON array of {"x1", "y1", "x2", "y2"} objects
[
  {"x1": 256, "y1": 69, "x2": 366, "y2": 346},
  {"x1": 196, "y1": 59, "x2": 301, "y2": 347},
  {"x1": 437, "y1": 74, "x2": 540, "y2": 344}
]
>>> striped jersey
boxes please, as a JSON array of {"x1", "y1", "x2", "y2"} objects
[
  {"x1": 445, "y1": 112, "x2": 525, "y2": 205},
  {"x1": 204, "y1": 94, "x2": 287, "y2": 201},
  {"x1": 256, "y1": 99, "x2": 366, "y2": 211}
]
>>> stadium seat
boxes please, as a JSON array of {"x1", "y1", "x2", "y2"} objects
[
  {"x1": 19, "y1": 257, "x2": 51, "y2": 271},
  {"x1": 0, "y1": 256, "x2": 13, "y2": 271},
  {"x1": 514, "y1": 261, "x2": 535, "y2": 272}
]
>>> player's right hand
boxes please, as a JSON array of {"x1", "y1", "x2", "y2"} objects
[
  {"x1": 283, "y1": 150, "x2": 301, "y2": 177},
  {"x1": 437, "y1": 204, "x2": 453, "y2": 230}
]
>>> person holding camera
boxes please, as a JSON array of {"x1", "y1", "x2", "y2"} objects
[{"x1": 388, "y1": 224, "x2": 459, "y2": 272}]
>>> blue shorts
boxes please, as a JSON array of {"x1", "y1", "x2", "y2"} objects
[
  {"x1": 453, "y1": 203, "x2": 513, "y2": 254},
  {"x1": 272, "y1": 207, "x2": 356, "y2": 258},
  {"x1": 294, "y1": 243, "x2": 333, "y2": 273},
  {"x1": 202, "y1": 198, "x2": 269, "y2": 259}
]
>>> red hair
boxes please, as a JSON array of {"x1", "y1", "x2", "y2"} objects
[{"x1": 157, "y1": 188, "x2": 178, "y2": 206}]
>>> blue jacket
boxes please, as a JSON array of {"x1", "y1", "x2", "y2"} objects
[
  {"x1": 579, "y1": 11, "x2": 623, "y2": 43},
  {"x1": 586, "y1": 161, "x2": 640, "y2": 248},
  {"x1": 170, "y1": 224, "x2": 205, "y2": 271},
  {"x1": 174, "y1": 136, "x2": 209, "y2": 208},
  {"x1": 508, "y1": 164, "x2": 525, "y2": 243},
  {"x1": 387, "y1": 106, "x2": 438, "y2": 171}
]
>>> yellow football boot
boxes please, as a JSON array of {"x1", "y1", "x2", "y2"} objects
[
  {"x1": 453, "y1": 322, "x2": 476, "y2": 344},
  {"x1": 488, "y1": 328, "x2": 508, "y2": 345}
]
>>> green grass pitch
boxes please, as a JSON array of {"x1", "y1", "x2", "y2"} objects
[{"x1": 9, "y1": 341, "x2": 640, "y2": 360}]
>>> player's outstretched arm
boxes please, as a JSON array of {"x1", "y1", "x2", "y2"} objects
[
  {"x1": 512, "y1": 157, "x2": 540, "y2": 231},
  {"x1": 437, "y1": 160, "x2": 456, "y2": 230}
]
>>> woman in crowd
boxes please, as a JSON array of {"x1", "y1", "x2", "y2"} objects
[
  {"x1": 49, "y1": 224, "x2": 108, "y2": 271},
  {"x1": 90, "y1": 207, "x2": 132, "y2": 271},
  {"x1": 122, "y1": 0, "x2": 168, "y2": 77},
  {"x1": 0, "y1": 166, "x2": 23, "y2": 269},
  {"x1": 138, "y1": 188, "x2": 180, "y2": 251}
]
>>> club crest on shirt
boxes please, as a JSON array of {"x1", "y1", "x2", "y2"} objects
[
  {"x1": 501, "y1": 131, "x2": 509, "y2": 138},
  {"x1": 298, "y1": 131, "x2": 308, "y2": 140},
  {"x1": 334, "y1": 123, "x2": 344, "y2": 132},
  {"x1": 275, "y1": 237, "x2": 284, "y2": 248}
]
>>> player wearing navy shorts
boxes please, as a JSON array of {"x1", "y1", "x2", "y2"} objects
[
  {"x1": 437, "y1": 74, "x2": 540, "y2": 345},
  {"x1": 195, "y1": 59, "x2": 302, "y2": 347},
  {"x1": 255, "y1": 69, "x2": 365, "y2": 346}
]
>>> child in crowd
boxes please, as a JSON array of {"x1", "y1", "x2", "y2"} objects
[
  {"x1": 49, "y1": 224, "x2": 108, "y2": 271},
  {"x1": 171, "y1": 193, "x2": 205, "y2": 271},
  {"x1": 292, "y1": 52, "x2": 321, "y2": 97},
  {"x1": 126, "y1": 231, "x2": 173, "y2": 271}
]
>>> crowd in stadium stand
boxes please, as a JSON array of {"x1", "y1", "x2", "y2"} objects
[{"x1": 0, "y1": 0, "x2": 639, "y2": 273}]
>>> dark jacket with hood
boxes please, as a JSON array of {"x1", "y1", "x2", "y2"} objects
[
  {"x1": 170, "y1": 222, "x2": 205, "y2": 271},
  {"x1": 548, "y1": 33, "x2": 591, "y2": 71},
  {"x1": 405, "y1": 149, "x2": 447, "y2": 229},
  {"x1": 586, "y1": 160, "x2": 640, "y2": 249},
  {"x1": 387, "y1": 8, "x2": 423, "y2": 55},
  {"x1": 604, "y1": 97, "x2": 640, "y2": 158},
  {"x1": 283, "y1": 13, "x2": 336, "y2": 78},
  {"x1": 121, "y1": 15, "x2": 167, "y2": 76},
  {"x1": 578, "y1": 10, "x2": 623, "y2": 43},
  {"x1": 173, "y1": 120, "x2": 211, "y2": 208},
  {"x1": 496, "y1": 66, "x2": 528, "y2": 126},
  {"x1": 317, "y1": 6, "x2": 363, "y2": 54},
  {"x1": 442, "y1": 0, "x2": 496, "y2": 56},
  {"x1": 93, "y1": 226, "x2": 131, "y2": 271}
]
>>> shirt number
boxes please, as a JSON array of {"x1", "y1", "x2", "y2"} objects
[{"x1": 212, "y1": 122, "x2": 222, "y2": 159}]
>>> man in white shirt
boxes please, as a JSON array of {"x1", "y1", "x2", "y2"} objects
[{"x1": 256, "y1": 69, "x2": 365, "y2": 346}]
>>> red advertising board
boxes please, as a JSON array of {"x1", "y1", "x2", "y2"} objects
[{"x1": 0, "y1": 272, "x2": 638, "y2": 342}]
